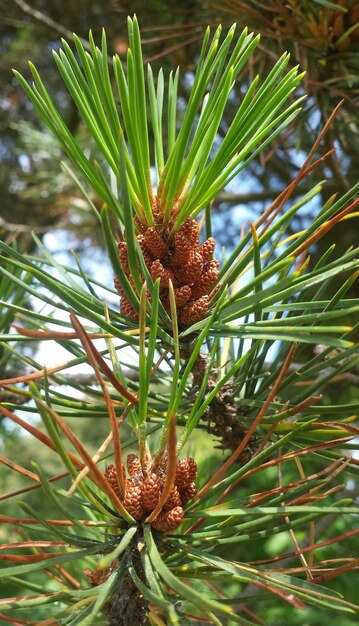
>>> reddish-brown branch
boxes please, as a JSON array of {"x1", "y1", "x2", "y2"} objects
[
  {"x1": 0, "y1": 552, "x2": 70, "y2": 563},
  {"x1": 247, "y1": 457, "x2": 348, "y2": 507},
  {"x1": 0, "y1": 471, "x2": 69, "y2": 502},
  {"x1": 0, "y1": 541, "x2": 69, "y2": 550},
  {"x1": 69, "y1": 312, "x2": 127, "y2": 498},
  {"x1": 0, "y1": 592, "x2": 61, "y2": 604},
  {"x1": 0, "y1": 405, "x2": 83, "y2": 470},
  {"x1": 0, "y1": 516, "x2": 104, "y2": 526},
  {"x1": 292, "y1": 197, "x2": 359, "y2": 257},
  {"x1": 12, "y1": 325, "x2": 109, "y2": 340},
  {"x1": 218, "y1": 436, "x2": 354, "y2": 505},
  {"x1": 0, "y1": 456, "x2": 39, "y2": 483},
  {"x1": 251, "y1": 528, "x2": 359, "y2": 566},
  {"x1": 312, "y1": 558, "x2": 359, "y2": 584},
  {"x1": 0, "y1": 362, "x2": 72, "y2": 385},
  {"x1": 69, "y1": 311, "x2": 138, "y2": 404}
]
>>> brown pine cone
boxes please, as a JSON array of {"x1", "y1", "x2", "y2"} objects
[
  {"x1": 180, "y1": 481, "x2": 197, "y2": 505},
  {"x1": 173, "y1": 285, "x2": 192, "y2": 308},
  {"x1": 163, "y1": 485, "x2": 182, "y2": 511},
  {"x1": 123, "y1": 482, "x2": 143, "y2": 520},
  {"x1": 172, "y1": 233, "x2": 193, "y2": 265},
  {"x1": 136, "y1": 234, "x2": 154, "y2": 269},
  {"x1": 179, "y1": 296, "x2": 208, "y2": 325},
  {"x1": 127, "y1": 454, "x2": 143, "y2": 478},
  {"x1": 151, "y1": 196, "x2": 164, "y2": 225},
  {"x1": 151, "y1": 260, "x2": 174, "y2": 288},
  {"x1": 162, "y1": 285, "x2": 192, "y2": 313},
  {"x1": 151, "y1": 506, "x2": 184, "y2": 532},
  {"x1": 186, "y1": 457, "x2": 198, "y2": 482},
  {"x1": 134, "y1": 214, "x2": 146, "y2": 233},
  {"x1": 114, "y1": 276, "x2": 122, "y2": 295},
  {"x1": 142, "y1": 473, "x2": 162, "y2": 511},
  {"x1": 172, "y1": 217, "x2": 198, "y2": 265},
  {"x1": 199, "y1": 237, "x2": 216, "y2": 262},
  {"x1": 191, "y1": 260, "x2": 220, "y2": 299},
  {"x1": 175, "y1": 459, "x2": 190, "y2": 490},
  {"x1": 117, "y1": 241, "x2": 130, "y2": 275},
  {"x1": 120, "y1": 296, "x2": 138, "y2": 320},
  {"x1": 175, "y1": 250, "x2": 203, "y2": 286},
  {"x1": 115, "y1": 274, "x2": 137, "y2": 297},
  {"x1": 105, "y1": 464, "x2": 120, "y2": 495},
  {"x1": 144, "y1": 227, "x2": 168, "y2": 258},
  {"x1": 153, "y1": 451, "x2": 168, "y2": 476},
  {"x1": 181, "y1": 217, "x2": 199, "y2": 248},
  {"x1": 114, "y1": 276, "x2": 133, "y2": 300},
  {"x1": 175, "y1": 457, "x2": 197, "y2": 489}
]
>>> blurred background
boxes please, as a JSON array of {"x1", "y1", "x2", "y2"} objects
[{"x1": 0, "y1": 1, "x2": 358, "y2": 624}]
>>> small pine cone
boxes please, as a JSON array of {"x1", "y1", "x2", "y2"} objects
[
  {"x1": 142, "y1": 473, "x2": 162, "y2": 511},
  {"x1": 179, "y1": 217, "x2": 199, "y2": 247},
  {"x1": 115, "y1": 274, "x2": 136, "y2": 297},
  {"x1": 175, "y1": 457, "x2": 197, "y2": 489},
  {"x1": 172, "y1": 218, "x2": 199, "y2": 265},
  {"x1": 120, "y1": 296, "x2": 138, "y2": 320},
  {"x1": 151, "y1": 506, "x2": 184, "y2": 532},
  {"x1": 175, "y1": 459, "x2": 190, "y2": 490},
  {"x1": 173, "y1": 285, "x2": 192, "y2": 308},
  {"x1": 186, "y1": 457, "x2": 197, "y2": 482},
  {"x1": 127, "y1": 454, "x2": 143, "y2": 478},
  {"x1": 151, "y1": 260, "x2": 174, "y2": 288},
  {"x1": 134, "y1": 214, "x2": 146, "y2": 233},
  {"x1": 123, "y1": 482, "x2": 143, "y2": 520},
  {"x1": 105, "y1": 464, "x2": 120, "y2": 495},
  {"x1": 172, "y1": 232, "x2": 192, "y2": 266},
  {"x1": 151, "y1": 196, "x2": 164, "y2": 225},
  {"x1": 136, "y1": 234, "x2": 154, "y2": 269},
  {"x1": 163, "y1": 485, "x2": 182, "y2": 511},
  {"x1": 144, "y1": 227, "x2": 168, "y2": 259},
  {"x1": 179, "y1": 296, "x2": 208, "y2": 325},
  {"x1": 152, "y1": 451, "x2": 168, "y2": 476},
  {"x1": 180, "y1": 481, "x2": 197, "y2": 505},
  {"x1": 114, "y1": 276, "x2": 124, "y2": 296},
  {"x1": 125, "y1": 477, "x2": 133, "y2": 489},
  {"x1": 161, "y1": 285, "x2": 192, "y2": 314},
  {"x1": 199, "y1": 237, "x2": 216, "y2": 262},
  {"x1": 117, "y1": 241, "x2": 130, "y2": 275},
  {"x1": 175, "y1": 250, "x2": 203, "y2": 286},
  {"x1": 191, "y1": 260, "x2": 220, "y2": 299}
]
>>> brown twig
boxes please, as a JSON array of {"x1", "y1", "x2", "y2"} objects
[{"x1": 69, "y1": 312, "x2": 128, "y2": 498}]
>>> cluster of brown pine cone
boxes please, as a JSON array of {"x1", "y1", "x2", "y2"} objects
[
  {"x1": 105, "y1": 453, "x2": 197, "y2": 532},
  {"x1": 114, "y1": 216, "x2": 220, "y2": 325}
]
